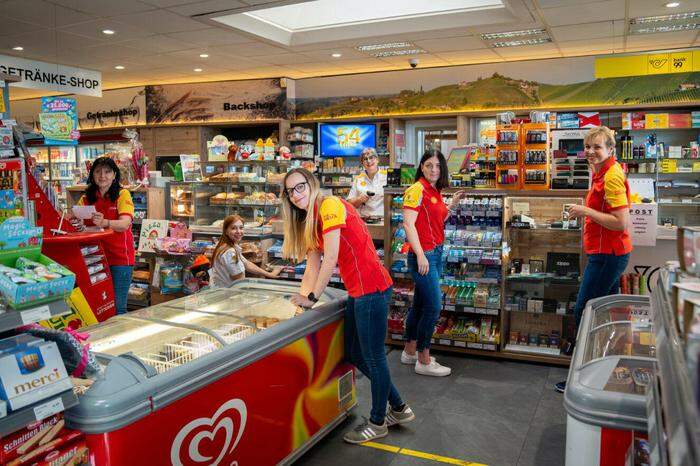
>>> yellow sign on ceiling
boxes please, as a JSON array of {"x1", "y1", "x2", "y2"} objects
[{"x1": 595, "y1": 50, "x2": 699, "y2": 78}]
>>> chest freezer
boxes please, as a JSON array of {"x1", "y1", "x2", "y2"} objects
[
  {"x1": 65, "y1": 279, "x2": 356, "y2": 466},
  {"x1": 564, "y1": 294, "x2": 655, "y2": 466}
]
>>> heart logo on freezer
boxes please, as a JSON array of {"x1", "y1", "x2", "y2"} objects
[{"x1": 171, "y1": 398, "x2": 248, "y2": 466}]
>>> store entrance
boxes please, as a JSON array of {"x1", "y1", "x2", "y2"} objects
[{"x1": 406, "y1": 119, "x2": 458, "y2": 165}]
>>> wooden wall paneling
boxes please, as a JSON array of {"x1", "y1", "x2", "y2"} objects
[
  {"x1": 388, "y1": 118, "x2": 406, "y2": 167},
  {"x1": 147, "y1": 187, "x2": 166, "y2": 219},
  {"x1": 457, "y1": 115, "x2": 469, "y2": 146}
]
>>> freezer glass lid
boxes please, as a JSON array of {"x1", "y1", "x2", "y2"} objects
[
  {"x1": 591, "y1": 302, "x2": 651, "y2": 329},
  {"x1": 85, "y1": 316, "x2": 223, "y2": 374},
  {"x1": 584, "y1": 321, "x2": 655, "y2": 363},
  {"x1": 129, "y1": 307, "x2": 258, "y2": 345},
  {"x1": 160, "y1": 287, "x2": 302, "y2": 322}
]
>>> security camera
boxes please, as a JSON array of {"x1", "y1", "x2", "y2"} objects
[{"x1": 409, "y1": 58, "x2": 419, "y2": 69}]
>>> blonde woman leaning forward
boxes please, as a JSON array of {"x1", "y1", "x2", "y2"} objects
[{"x1": 281, "y1": 168, "x2": 414, "y2": 444}]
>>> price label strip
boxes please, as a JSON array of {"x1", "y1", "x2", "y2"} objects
[{"x1": 33, "y1": 396, "x2": 65, "y2": 422}]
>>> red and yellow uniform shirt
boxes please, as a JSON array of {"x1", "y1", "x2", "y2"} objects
[
  {"x1": 316, "y1": 196, "x2": 392, "y2": 298},
  {"x1": 402, "y1": 178, "x2": 448, "y2": 253},
  {"x1": 78, "y1": 189, "x2": 135, "y2": 266},
  {"x1": 583, "y1": 156, "x2": 633, "y2": 256}
]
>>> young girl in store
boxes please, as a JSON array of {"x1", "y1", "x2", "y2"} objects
[
  {"x1": 402, "y1": 150, "x2": 466, "y2": 377},
  {"x1": 281, "y1": 168, "x2": 414, "y2": 444},
  {"x1": 74, "y1": 157, "x2": 135, "y2": 315},
  {"x1": 210, "y1": 215, "x2": 282, "y2": 288}
]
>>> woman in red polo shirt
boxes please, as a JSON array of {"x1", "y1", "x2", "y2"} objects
[
  {"x1": 76, "y1": 157, "x2": 135, "y2": 315},
  {"x1": 402, "y1": 150, "x2": 466, "y2": 377},
  {"x1": 282, "y1": 168, "x2": 413, "y2": 444},
  {"x1": 555, "y1": 126, "x2": 632, "y2": 393}
]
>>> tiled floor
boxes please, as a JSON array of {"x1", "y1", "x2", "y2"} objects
[{"x1": 298, "y1": 349, "x2": 569, "y2": 466}]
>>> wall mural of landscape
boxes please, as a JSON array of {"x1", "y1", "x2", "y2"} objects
[{"x1": 293, "y1": 56, "x2": 700, "y2": 119}]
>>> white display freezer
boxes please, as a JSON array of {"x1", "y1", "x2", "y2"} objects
[
  {"x1": 564, "y1": 294, "x2": 655, "y2": 466},
  {"x1": 65, "y1": 279, "x2": 356, "y2": 465}
]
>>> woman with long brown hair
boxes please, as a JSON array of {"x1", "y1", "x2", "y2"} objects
[
  {"x1": 281, "y1": 168, "x2": 413, "y2": 444},
  {"x1": 210, "y1": 215, "x2": 281, "y2": 288}
]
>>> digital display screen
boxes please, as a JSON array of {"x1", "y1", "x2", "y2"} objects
[{"x1": 319, "y1": 124, "x2": 376, "y2": 157}]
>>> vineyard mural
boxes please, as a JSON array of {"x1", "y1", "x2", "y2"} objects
[{"x1": 293, "y1": 55, "x2": 700, "y2": 119}]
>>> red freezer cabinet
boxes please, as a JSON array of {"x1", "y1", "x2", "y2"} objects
[{"x1": 65, "y1": 279, "x2": 356, "y2": 465}]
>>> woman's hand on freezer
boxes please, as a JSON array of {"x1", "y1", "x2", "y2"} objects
[{"x1": 290, "y1": 293, "x2": 315, "y2": 308}]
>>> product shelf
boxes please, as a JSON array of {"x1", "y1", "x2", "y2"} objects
[
  {"x1": 0, "y1": 299, "x2": 71, "y2": 333},
  {"x1": 0, "y1": 390, "x2": 78, "y2": 437},
  {"x1": 442, "y1": 303, "x2": 500, "y2": 316}
]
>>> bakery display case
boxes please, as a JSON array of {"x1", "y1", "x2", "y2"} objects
[
  {"x1": 564, "y1": 294, "x2": 655, "y2": 466},
  {"x1": 66, "y1": 279, "x2": 355, "y2": 466},
  {"x1": 166, "y1": 161, "x2": 286, "y2": 229}
]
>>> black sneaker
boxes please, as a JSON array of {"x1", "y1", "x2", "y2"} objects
[{"x1": 554, "y1": 381, "x2": 566, "y2": 393}]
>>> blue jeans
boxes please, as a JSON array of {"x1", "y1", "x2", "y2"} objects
[
  {"x1": 345, "y1": 288, "x2": 404, "y2": 425},
  {"x1": 405, "y1": 246, "x2": 444, "y2": 352},
  {"x1": 574, "y1": 253, "x2": 630, "y2": 329},
  {"x1": 110, "y1": 266, "x2": 133, "y2": 315}
]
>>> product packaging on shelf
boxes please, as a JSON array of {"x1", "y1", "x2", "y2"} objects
[
  {"x1": 0, "y1": 339, "x2": 72, "y2": 410},
  {"x1": 0, "y1": 218, "x2": 75, "y2": 309},
  {"x1": 0, "y1": 413, "x2": 69, "y2": 463}
]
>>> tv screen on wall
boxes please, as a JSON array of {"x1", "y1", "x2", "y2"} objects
[{"x1": 319, "y1": 123, "x2": 376, "y2": 157}]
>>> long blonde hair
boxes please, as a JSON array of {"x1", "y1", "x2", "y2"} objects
[
  {"x1": 281, "y1": 168, "x2": 323, "y2": 262},
  {"x1": 211, "y1": 215, "x2": 244, "y2": 265}
]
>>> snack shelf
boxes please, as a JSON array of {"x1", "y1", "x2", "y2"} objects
[
  {"x1": 0, "y1": 299, "x2": 71, "y2": 333},
  {"x1": 506, "y1": 275, "x2": 580, "y2": 285},
  {"x1": 387, "y1": 332, "x2": 498, "y2": 351},
  {"x1": 442, "y1": 303, "x2": 500, "y2": 316},
  {"x1": 504, "y1": 343, "x2": 564, "y2": 357},
  {"x1": 0, "y1": 390, "x2": 78, "y2": 437}
]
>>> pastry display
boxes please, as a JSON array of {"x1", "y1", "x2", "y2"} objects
[
  {"x1": 606, "y1": 366, "x2": 634, "y2": 393},
  {"x1": 632, "y1": 367, "x2": 653, "y2": 394}
]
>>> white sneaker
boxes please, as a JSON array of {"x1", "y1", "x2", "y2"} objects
[
  {"x1": 401, "y1": 351, "x2": 435, "y2": 365},
  {"x1": 415, "y1": 359, "x2": 451, "y2": 377},
  {"x1": 401, "y1": 350, "x2": 417, "y2": 364}
]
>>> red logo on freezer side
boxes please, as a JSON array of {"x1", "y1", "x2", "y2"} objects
[{"x1": 171, "y1": 398, "x2": 248, "y2": 466}]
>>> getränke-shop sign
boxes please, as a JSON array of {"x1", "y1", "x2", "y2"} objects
[{"x1": 0, "y1": 54, "x2": 102, "y2": 97}]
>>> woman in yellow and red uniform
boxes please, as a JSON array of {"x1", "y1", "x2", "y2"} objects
[
  {"x1": 281, "y1": 167, "x2": 413, "y2": 444},
  {"x1": 76, "y1": 157, "x2": 135, "y2": 315},
  {"x1": 555, "y1": 126, "x2": 632, "y2": 393}
]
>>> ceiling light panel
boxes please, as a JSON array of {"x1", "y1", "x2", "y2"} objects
[
  {"x1": 356, "y1": 42, "x2": 414, "y2": 51},
  {"x1": 480, "y1": 28, "x2": 547, "y2": 40},
  {"x1": 371, "y1": 49, "x2": 427, "y2": 57},
  {"x1": 491, "y1": 37, "x2": 552, "y2": 48},
  {"x1": 629, "y1": 11, "x2": 700, "y2": 34}
]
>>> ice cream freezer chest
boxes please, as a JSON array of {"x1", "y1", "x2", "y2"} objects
[
  {"x1": 564, "y1": 294, "x2": 655, "y2": 466},
  {"x1": 65, "y1": 279, "x2": 356, "y2": 466}
]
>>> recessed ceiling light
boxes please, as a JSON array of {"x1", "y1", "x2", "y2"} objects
[
  {"x1": 194, "y1": 68, "x2": 203, "y2": 72},
  {"x1": 199, "y1": 53, "x2": 209, "y2": 58},
  {"x1": 357, "y1": 42, "x2": 413, "y2": 52},
  {"x1": 481, "y1": 28, "x2": 547, "y2": 40},
  {"x1": 665, "y1": 2, "x2": 680, "y2": 7},
  {"x1": 114, "y1": 65, "x2": 125, "y2": 70},
  {"x1": 372, "y1": 48, "x2": 426, "y2": 57},
  {"x1": 491, "y1": 37, "x2": 552, "y2": 48},
  {"x1": 12, "y1": 46, "x2": 23, "y2": 51},
  {"x1": 102, "y1": 29, "x2": 115, "y2": 35},
  {"x1": 331, "y1": 52, "x2": 342, "y2": 58}
]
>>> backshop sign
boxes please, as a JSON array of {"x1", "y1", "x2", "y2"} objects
[{"x1": 0, "y1": 54, "x2": 101, "y2": 97}]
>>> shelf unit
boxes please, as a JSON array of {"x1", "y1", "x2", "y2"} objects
[
  {"x1": 0, "y1": 300, "x2": 71, "y2": 333},
  {"x1": 0, "y1": 390, "x2": 79, "y2": 437},
  {"x1": 645, "y1": 270, "x2": 700, "y2": 466},
  {"x1": 495, "y1": 124, "x2": 521, "y2": 190},
  {"x1": 521, "y1": 123, "x2": 550, "y2": 190},
  {"x1": 501, "y1": 195, "x2": 584, "y2": 363}
]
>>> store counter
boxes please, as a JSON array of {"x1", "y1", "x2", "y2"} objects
[{"x1": 65, "y1": 279, "x2": 354, "y2": 466}]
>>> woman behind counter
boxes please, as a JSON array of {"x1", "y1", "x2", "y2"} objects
[
  {"x1": 210, "y1": 215, "x2": 282, "y2": 288},
  {"x1": 347, "y1": 148, "x2": 385, "y2": 218},
  {"x1": 75, "y1": 157, "x2": 135, "y2": 315}
]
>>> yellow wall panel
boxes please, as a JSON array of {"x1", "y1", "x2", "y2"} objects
[
  {"x1": 669, "y1": 52, "x2": 693, "y2": 73},
  {"x1": 595, "y1": 55, "x2": 646, "y2": 78},
  {"x1": 647, "y1": 53, "x2": 671, "y2": 75}
]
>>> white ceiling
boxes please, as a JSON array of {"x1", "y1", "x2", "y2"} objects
[{"x1": 1, "y1": 0, "x2": 698, "y2": 100}]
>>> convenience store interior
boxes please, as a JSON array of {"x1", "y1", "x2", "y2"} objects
[{"x1": 1, "y1": 1, "x2": 700, "y2": 465}]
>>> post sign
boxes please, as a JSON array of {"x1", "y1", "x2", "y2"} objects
[
  {"x1": 0, "y1": 54, "x2": 101, "y2": 97},
  {"x1": 629, "y1": 203, "x2": 658, "y2": 247}
]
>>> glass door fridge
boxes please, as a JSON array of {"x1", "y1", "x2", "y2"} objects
[
  {"x1": 49, "y1": 146, "x2": 77, "y2": 210},
  {"x1": 77, "y1": 143, "x2": 106, "y2": 183},
  {"x1": 66, "y1": 279, "x2": 356, "y2": 466},
  {"x1": 564, "y1": 294, "x2": 655, "y2": 466}
]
